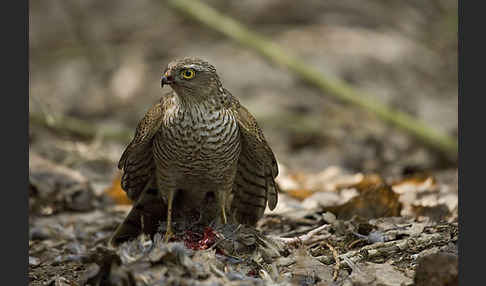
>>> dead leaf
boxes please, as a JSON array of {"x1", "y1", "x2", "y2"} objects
[
  {"x1": 392, "y1": 171, "x2": 457, "y2": 221},
  {"x1": 288, "y1": 247, "x2": 337, "y2": 284},
  {"x1": 29, "y1": 152, "x2": 97, "y2": 214},
  {"x1": 104, "y1": 172, "x2": 132, "y2": 205},
  {"x1": 276, "y1": 166, "x2": 363, "y2": 194},
  {"x1": 348, "y1": 262, "x2": 413, "y2": 286},
  {"x1": 392, "y1": 175, "x2": 437, "y2": 194},
  {"x1": 324, "y1": 177, "x2": 402, "y2": 220},
  {"x1": 414, "y1": 252, "x2": 458, "y2": 286},
  {"x1": 287, "y1": 188, "x2": 314, "y2": 201},
  {"x1": 411, "y1": 204, "x2": 450, "y2": 222}
]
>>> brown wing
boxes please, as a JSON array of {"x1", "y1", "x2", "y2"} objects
[
  {"x1": 231, "y1": 101, "x2": 279, "y2": 226},
  {"x1": 118, "y1": 99, "x2": 165, "y2": 201}
]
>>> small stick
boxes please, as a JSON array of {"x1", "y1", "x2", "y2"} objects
[
  {"x1": 322, "y1": 241, "x2": 340, "y2": 281},
  {"x1": 272, "y1": 224, "x2": 331, "y2": 246},
  {"x1": 347, "y1": 238, "x2": 366, "y2": 249},
  {"x1": 316, "y1": 232, "x2": 449, "y2": 265}
]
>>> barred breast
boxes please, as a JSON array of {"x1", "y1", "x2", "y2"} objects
[{"x1": 153, "y1": 101, "x2": 241, "y2": 185}]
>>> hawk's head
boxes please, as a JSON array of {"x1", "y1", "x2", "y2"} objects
[{"x1": 161, "y1": 57, "x2": 222, "y2": 98}]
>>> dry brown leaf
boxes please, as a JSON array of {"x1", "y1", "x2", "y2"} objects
[
  {"x1": 414, "y1": 252, "x2": 458, "y2": 286},
  {"x1": 349, "y1": 262, "x2": 413, "y2": 286},
  {"x1": 411, "y1": 204, "x2": 450, "y2": 222},
  {"x1": 286, "y1": 188, "x2": 314, "y2": 201},
  {"x1": 391, "y1": 172, "x2": 456, "y2": 221},
  {"x1": 348, "y1": 174, "x2": 383, "y2": 191},
  {"x1": 104, "y1": 172, "x2": 132, "y2": 205},
  {"x1": 324, "y1": 176, "x2": 402, "y2": 220},
  {"x1": 391, "y1": 175, "x2": 437, "y2": 194},
  {"x1": 29, "y1": 151, "x2": 97, "y2": 214}
]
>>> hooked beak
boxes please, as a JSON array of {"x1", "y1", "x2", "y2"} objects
[{"x1": 161, "y1": 71, "x2": 174, "y2": 88}]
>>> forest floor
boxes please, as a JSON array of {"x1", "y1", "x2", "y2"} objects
[{"x1": 29, "y1": 149, "x2": 457, "y2": 286}]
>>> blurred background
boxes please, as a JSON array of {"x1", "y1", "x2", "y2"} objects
[{"x1": 29, "y1": 0, "x2": 458, "y2": 186}]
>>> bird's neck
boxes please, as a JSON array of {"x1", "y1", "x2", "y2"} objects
[
  {"x1": 174, "y1": 89, "x2": 225, "y2": 112},
  {"x1": 169, "y1": 94, "x2": 225, "y2": 127}
]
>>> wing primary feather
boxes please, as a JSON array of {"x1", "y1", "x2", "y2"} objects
[
  {"x1": 230, "y1": 95, "x2": 279, "y2": 224},
  {"x1": 118, "y1": 100, "x2": 166, "y2": 201}
]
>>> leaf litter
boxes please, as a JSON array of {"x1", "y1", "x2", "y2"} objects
[{"x1": 29, "y1": 152, "x2": 458, "y2": 286}]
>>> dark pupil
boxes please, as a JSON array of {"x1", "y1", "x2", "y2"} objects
[{"x1": 185, "y1": 70, "x2": 192, "y2": 77}]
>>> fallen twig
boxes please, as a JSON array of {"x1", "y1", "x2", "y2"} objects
[
  {"x1": 347, "y1": 239, "x2": 366, "y2": 249},
  {"x1": 322, "y1": 241, "x2": 340, "y2": 281},
  {"x1": 272, "y1": 224, "x2": 331, "y2": 247},
  {"x1": 316, "y1": 232, "x2": 448, "y2": 265}
]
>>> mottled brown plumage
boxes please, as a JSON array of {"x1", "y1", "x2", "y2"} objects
[{"x1": 110, "y1": 57, "x2": 279, "y2": 246}]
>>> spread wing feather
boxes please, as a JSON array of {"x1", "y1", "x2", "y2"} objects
[
  {"x1": 231, "y1": 98, "x2": 279, "y2": 226},
  {"x1": 111, "y1": 99, "x2": 167, "y2": 246},
  {"x1": 118, "y1": 100, "x2": 165, "y2": 201}
]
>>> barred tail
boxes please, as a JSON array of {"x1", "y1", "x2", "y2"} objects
[{"x1": 109, "y1": 188, "x2": 164, "y2": 247}]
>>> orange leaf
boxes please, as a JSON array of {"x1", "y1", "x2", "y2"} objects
[
  {"x1": 391, "y1": 175, "x2": 436, "y2": 194},
  {"x1": 104, "y1": 172, "x2": 132, "y2": 205},
  {"x1": 325, "y1": 175, "x2": 402, "y2": 219},
  {"x1": 287, "y1": 188, "x2": 314, "y2": 201}
]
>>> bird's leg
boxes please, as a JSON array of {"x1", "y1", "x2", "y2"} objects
[
  {"x1": 217, "y1": 190, "x2": 228, "y2": 224},
  {"x1": 163, "y1": 188, "x2": 176, "y2": 243}
]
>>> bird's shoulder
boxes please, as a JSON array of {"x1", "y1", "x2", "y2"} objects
[
  {"x1": 225, "y1": 90, "x2": 277, "y2": 174},
  {"x1": 118, "y1": 92, "x2": 174, "y2": 169},
  {"x1": 224, "y1": 91, "x2": 264, "y2": 141},
  {"x1": 134, "y1": 94, "x2": 172, "y2": 140}
]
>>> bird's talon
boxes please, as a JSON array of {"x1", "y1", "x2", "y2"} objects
[{"x1": 163, "y1": 230, "x2": 174, "y2": 243}]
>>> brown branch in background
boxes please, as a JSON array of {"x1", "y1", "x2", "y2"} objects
[
  {"x1": 29, "y1": 112, "x2": 132, "y2": 142},
  {"x1": 166, "y1": 0, "x2": 458, "y2": 161}
]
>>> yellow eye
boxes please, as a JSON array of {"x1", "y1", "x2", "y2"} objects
[{"x1": 181, "y1": 68, "x2": 196, "y2": 80}]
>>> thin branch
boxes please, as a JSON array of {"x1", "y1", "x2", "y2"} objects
[
  {"x1": 322, "y1": 241, "x2": 340, "y2": 281},
  {"x1": 166, "y1": 0, "x2": 458, "y2": 161},
  {"x1": 272, "y1": 224, "x2": 331, "y2": 246},
  {"x1": 29, "y1": 112, "x2": 133, "y2": 142},
  {"x1": 315, "y1": 232, "x2": 448, "y2": 265}
]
